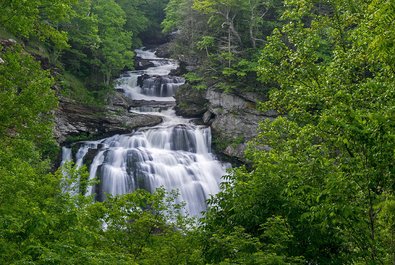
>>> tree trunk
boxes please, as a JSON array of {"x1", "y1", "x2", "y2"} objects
[{"x1": 104, "y1": 70, "x2": 111, "y2": 86}]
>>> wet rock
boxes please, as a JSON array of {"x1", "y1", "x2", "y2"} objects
[
  {"x1": 128, "y1": 99, "x2": 175, "y2": 113},
  {"x1": 135, "y1": 57, "x2": 155, "y2": 70},
  {"x1": 202, "y1": 111, "x2": 215, "y2": 124},
  {"x1": 175, "y1": 83, "x2": 208, "y2": 117},
  {"x1": 137, "y1": 74, "x2": 150, "y2": 87}
]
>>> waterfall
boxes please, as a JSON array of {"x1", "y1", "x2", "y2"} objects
[{"x1": 61, "y1": 48, "x2": 228, "y2": 216}]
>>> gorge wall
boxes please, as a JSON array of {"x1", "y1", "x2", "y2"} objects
[{"x1": 175, "y1": 84, "x2": 276, "y2": 161}]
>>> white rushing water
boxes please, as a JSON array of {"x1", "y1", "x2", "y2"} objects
[{"x1": 62, "y1": 48, "x2": 228, "y2": 216}]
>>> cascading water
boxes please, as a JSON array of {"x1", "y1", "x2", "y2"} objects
[{"x1": 62, "y1": 48, "x2": 228, "y2": 216}]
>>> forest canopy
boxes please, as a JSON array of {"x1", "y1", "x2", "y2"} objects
[{"x1": 0, "y1": 0, "x2": 394, "y2": 264}]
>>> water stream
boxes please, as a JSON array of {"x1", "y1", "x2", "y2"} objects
[{"x1": 61, "y1": 48, "x2": 228, "y2": 216}]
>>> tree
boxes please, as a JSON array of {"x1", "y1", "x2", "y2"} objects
[
  {"x1": 256, "y1": 0, "x2": 395, "y2": 262},
  {"x1": 0, "y1": 45, "x2": 57, "y2": 152},
  {"x1": 91, "y1": 0, "x2": 133, "y2": 85},
  {"x1": 61, "y1": 0, "x2": 100, "y2": 77},
  {"x1": 193, "y1": 0, "x2": 245, "y2": 67},
  {"x1": 138, "y1": 0, "x2": 170, "y2": 45},
  {"x1": 162, "y1": 0, "x2": 209, "y2": 62},
  {"x1": 0, "y1": 0, "x2": 76, "y2": 48},
  {"x1": 61, "y1": 0, "x2": 133, "y2": 86},
  {"x1": 115, "y1": 0, "x2": 149, "y2": 47}
]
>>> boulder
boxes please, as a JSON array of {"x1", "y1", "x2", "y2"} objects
[
  {"x1": 174, "y1": 83, "x2": 208, "y2": 117},
  {"x1": 154, "y1": 42, "x2": 171, "y2": 58},
  {"x1": 135, "y1": 57, "x2": 155, "y2": 70}
]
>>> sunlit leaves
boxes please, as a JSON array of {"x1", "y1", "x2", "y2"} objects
[{"x1": 0, "y1": 0, "x2": 76, "y2": 48}]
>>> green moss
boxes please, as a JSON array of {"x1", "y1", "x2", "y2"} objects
[
  {"x1": 230, "y1": 136, "x2": 245, "y2": 148},
  {"x1": 65, "y1": 133, "x2": 94, "y2": 145},
  {"x1": 178, "y1": 102, "x2": 188, "y2": 109}
]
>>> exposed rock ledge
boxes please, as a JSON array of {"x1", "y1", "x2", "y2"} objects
[
  {"x1": 55, "y1": 92, "x2": 163, "y2": 144},
  {"x1": 175, "y1": 84, "x2": 277, "y2": 161}
]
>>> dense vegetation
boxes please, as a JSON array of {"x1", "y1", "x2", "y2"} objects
[
  {"x1": 165, "y1": 0, "x2": 395, "y2": 263},
  {"x1": 0, "y1": 0, "x2": 200, "y2": 263},
  {"x1": 0, "y1": 0, "x2": 394, "y2": 264},
  {"x1": 0, "y1": 0, "x2": 168, "y2": 105}
]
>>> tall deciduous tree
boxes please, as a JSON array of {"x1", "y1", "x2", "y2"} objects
[
  {"x1": 61, "y1": 0, "x2": 100, "y2": 77},
  {"x1": 61, "y1": 0, "x2": 133, "y2": 86},
  {"x1": 115, "y1": 0, "x2": 149, "y2": 47},
  {"x1": 92, "y1": 0, "x2": 133, "y2": 85}
]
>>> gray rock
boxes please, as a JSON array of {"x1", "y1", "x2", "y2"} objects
[
  {"x1": 210, "y1": 112, "x2": 263, "y2": 141},
  {"x1": 206, "y1": 88, "x2": 250, "y2": 111},
  {"x1": 0, "y1": 39, "x2": 17, "y2": 48},
  {"x1": 203, "y1": 88, "x2": 277, "y2": 161},
  {"x1": 202, "y1": 111, "x2": 215, "y2": 124},
  {"x1": 174, "y1": 82, "x2": 277, "y2": 161},
  {"x1": 154, "y1": 43, "x2": 171, "y2": 58},
  {"x1": 175, "y1": 83, "x2": 208, "y2": 117},
  {"x1": 135, "y1": 57, "x2": 155, "y2": 70},
  {"x1": 224, "y1": 143, "x2": 247, "y2": 160},
  {"x1": 54, "y1": 93, "x2": 162, "y2": 144}
]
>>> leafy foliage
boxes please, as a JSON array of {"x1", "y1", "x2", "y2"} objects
[
  {"x1": 0, "y1": 2, "x2": 201, "y2": 263},
  {"x1": 0, "y1": 45, "x2": 58, "y2": 158},
  {"x1": 163, "y1": 0, "x2": 284, "y2": 93},
  {"x1": 1, "y1": 0, "x2": 395, "y2": 264},
  {"x1": 198, "y1": 0, "x2": 395, "y2": 263},
  {"x1": 0, "y1": 0, "x2": 75, "y2": 48}
]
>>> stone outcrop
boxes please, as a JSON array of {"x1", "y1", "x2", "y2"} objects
[
  {"x1": 175, "y1": 84, "x2": 209, "y2": 117},
  {"x1": 154, "y1": 42, "x2": 171, "y2": 58},
  {"x1": 135, "y1": 57, "x2": 155, "y2": 70},
  {"x1": 55, "y1": 92, "x2": 162, "y2": 144},
  {"x1": 175, "y1": 85, "x2": 277, "y2": 161}
]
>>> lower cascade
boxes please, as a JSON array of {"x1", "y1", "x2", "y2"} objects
[{"x1": 62, "y1": 48, "x2": 228, "y2": 216}]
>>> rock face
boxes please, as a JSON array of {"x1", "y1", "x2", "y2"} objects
[
  {"x1": 175, "y1": 85, "x2": 277, "y2": 161},
  {"x1": 55, "y1": 92, "x2": 162, "y2": 144},
  {"x1": 175, "y1": 84, "x2": 209, "y2": 117},
  {"x1": 154, "y1": 42, "x2": 171, "y2": 58}
]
